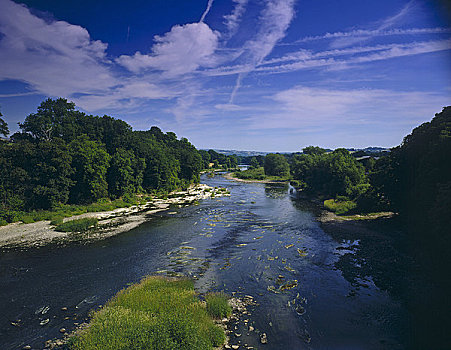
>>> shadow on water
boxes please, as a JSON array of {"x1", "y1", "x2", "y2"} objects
[{"x1": 0, "y1": 173, "x2": 420, "y2": 349}]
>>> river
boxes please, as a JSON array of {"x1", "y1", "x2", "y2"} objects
[{"x1": 0, "y1": 174, "x2": 410, "y2": 349}]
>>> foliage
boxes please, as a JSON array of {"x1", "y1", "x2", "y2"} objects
[
  {"x1": 70, "y1": 276, "x2": 226, "y2": 350},
  {"x1": 234, "y1": 167, "x2": 266, "y2": 180},
  {"x1": 323, "y1": 199, "x2": 357, "y2": 215},
  {"x1": 55, "y1": 217, "x2": 98, "y2": 232},
  {"x1": 264, "y1": 153, "x2": 290, "y2": 176},
  {"x1": 291, "y1": 148, "x2": 367, "y2": 198},
  {"x1": 371, "y1": 106, "x2": 451, "y2": 237},
  {"x1": 205, "y1": 292, "x2": 231, "y2": 319},
  {"x1": 0, "y1": 112, "x2": 9, "y2": 137},
  {"x1": 0, "y1": 98, "x2": 206, "y2": 220},
  {"x1": 200, "y1": 149, "x2": 237, "y2": 170}
]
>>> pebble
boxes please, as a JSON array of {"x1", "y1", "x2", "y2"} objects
[
  {"x1": 249, "y1": 325, "x2": 254, "y2": 332},
  {"x1": 232, "y1": 345, "x2": 240, "y2": 349},
  {"x1": 260, "y1": 333, "x2": 268, "y2": 344},
  {"x1": 61, "y1": 307, "x2": 68, "y2": 311},
  {"x1": 59, "y1": 328, "x2": 66, "y2": 333}
]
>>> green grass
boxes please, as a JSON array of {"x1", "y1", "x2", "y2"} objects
[
  {"x1": 324, "y1": 199, "x2": 357, "y2": 215},
  {"x1": 69, "y1": 276, "x2": 226, "y2": 350},
  {"x1": 205, "y1": 293, "x2": 232, "y2": 319},
  {"x1": 234, "y1": 167, "x2": 290, "y2": 181},
  {"x1": 0, "y1": 195, "x2": 147, "y2": 226},
  {"x1": 55, "y1": 218, "x2": 98, "y2": 232}
]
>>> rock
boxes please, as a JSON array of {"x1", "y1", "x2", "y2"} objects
[
  {"x1": 249, "y1": 325, "x2": 254, "y2": 332},
  {"x1": 295, "y1": 305, "x2": 306, "y2": 315},
  {"x1": 22, "y1": 346, "x2": 31, "y2": 350},
  {"x1": 260, "y1": 333, "x2": 268, "y2": 344},
  {"x1": 232, "y1": 345, "x2": 240, "y2": 349},
  {"x1": 59, "y1": 328, "x2": 66, "y2": 333},
  {"x1": 40, "y1": 319, "x2": 50, "y2": 326},
  {"x1": 55, "y1": 339, "x2": 64, "y2": 346},
  {"x1": 61, "y1": 307, "x2": 68, "y2": 311}
]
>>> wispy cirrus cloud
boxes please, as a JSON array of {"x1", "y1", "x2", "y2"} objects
[
  {"x1": 292, "y1": 27, "x2": 451, "y2": 44},
  {"x1": 256, "y1": 39, "x2": 451, "y2": 74},
  {"x1": 229, "y1": 0, "x2": 296, "y2": 102}
]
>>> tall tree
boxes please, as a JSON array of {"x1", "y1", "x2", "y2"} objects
[{"x1": 0, "y1": 112, "x2": 9, "y2": 137}]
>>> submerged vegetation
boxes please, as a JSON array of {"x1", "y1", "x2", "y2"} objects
[{"x1": 69, "y1": 276, "x2": 226, "y2": 350}]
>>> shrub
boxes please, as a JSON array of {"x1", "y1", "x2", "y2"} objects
[
  {"x1": 324, "y1": 199, "x2": 357, "y2": 215},
  {"x1": 205, "y1": 292, "x2": 231, "y2": 319},
  {"x1": 55, "y1": 218, "x2": 98, "y2": 232}
]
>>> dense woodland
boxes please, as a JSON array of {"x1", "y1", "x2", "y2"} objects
[
  {"x1": 236, "y1": 107, "x2": 451, "y2": 243},
  {"x1": 0, "y1": 98, "x2": 231, "y2": 224}
]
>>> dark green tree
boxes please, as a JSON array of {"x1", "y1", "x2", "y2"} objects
[
  {"x1": 69, "y1": 135, "x2": 111, "y2": 203},
  {"x1": 264, "y1": 153, "x2": 290, "y2": 177},
  {"x1": 0, "y1": 112, "x2": 9, "y2": 137}
]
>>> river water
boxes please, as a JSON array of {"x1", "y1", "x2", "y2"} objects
[{"x1": 0, "y1": 174, "x2": 409, "y2": 349}]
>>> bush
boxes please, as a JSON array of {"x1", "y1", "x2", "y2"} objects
[
  {"x1": 205, "y1": 292, "x2": 231, "y2": 319},
  {"x1": 55, "y1": 218, "x2": 98, "y2": 232},
  {"x1": 324, "y1": 199, "x2": 357, "y2": 215}
]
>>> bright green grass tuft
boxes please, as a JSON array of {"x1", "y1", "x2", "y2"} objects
[
  {"x1": 324, "y1": 199, "x2": 357, "y2": 215},
  {"x1": 205, "y1": 292, "x2": 232, "y2": 319},
  {"x1": 55, "y1": 218, "x2": 98, "y2": 232},
  {"x1": 70, "y1": 276, "x2": 226, "y2": 350}
]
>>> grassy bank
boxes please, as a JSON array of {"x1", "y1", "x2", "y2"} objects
[
  {"x1": 0, "y1": 195, "x2": 151, "y2": 227},
  {"x1": 68, "y1": 276, "x2": 227, "y2": 350},
  {"x1": 233, "y1": 167, "x2": 290, "y2": 182}
]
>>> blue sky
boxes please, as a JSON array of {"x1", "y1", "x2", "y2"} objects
[{"x1": 0, "y1": 0, "x2": 450, "y2": 151}]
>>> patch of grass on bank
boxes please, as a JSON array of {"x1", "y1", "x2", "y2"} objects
[
  {"x1": 205, "y1": 292, "x2": 232, "y2": 319},
  {"x1": 233, "y1": 167, "x2": 290, "y2": 181},
  {"x1": 69, "y1": 276, "x2": 226, "y2": 350},
  {"x1": 55, "y1": 218, "x2": 98, "y2": 232},
  {"x1": 324, "y1": 198, "x2": 357, "y2": 215}
]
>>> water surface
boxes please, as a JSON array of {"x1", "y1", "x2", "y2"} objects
[{"x1": 0, "y1": 174, "x2": 407, "y2": 349}]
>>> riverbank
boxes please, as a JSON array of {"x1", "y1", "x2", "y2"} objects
[
  {"x1": 223, "y1": 172, "x2": 289, "y2": 184},
  {"x1": 0, "y1": 184, "x2": 229, "y2": 249}
]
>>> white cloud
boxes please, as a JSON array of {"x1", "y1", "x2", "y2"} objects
[
  {"x1": 223, "y1": 0, "x2": 249, "y2": 37},
  {"x1": 200, "y1": 0, "x2": 215, "y2": 22},
  {"x1": 329, "y1": 1, "x2": 418, "y2": 48},
  {"x1": 294, "y1": 27, "x2": 451, "y2": 44},
  {"x1": 256, "y1": 39, "x2": 451, "y2": 74},
  {"x1": 244, "y1": 86, "x2": 450, "y2": 132},
  {"x1": 0, "y1": 0, "x2": 115, "y2": 96},
  {"x1": 229, "y1": 0, "x2": 296, "y2": 102},
  {"x1": 116, "y1": 22, "x2": 220, "y2": 77}
]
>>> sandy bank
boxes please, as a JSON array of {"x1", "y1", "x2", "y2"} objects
[{"x1": 0, "y1": 184, "x2": 229, "y2": 249}]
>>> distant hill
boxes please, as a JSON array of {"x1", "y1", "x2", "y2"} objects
[{"x1": 205, "y1": 147, "x2": 389, "y2": 157}]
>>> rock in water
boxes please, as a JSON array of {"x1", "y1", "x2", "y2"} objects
[{"x1": 260, "y1": 332, "x2": 268, "y2": 344}]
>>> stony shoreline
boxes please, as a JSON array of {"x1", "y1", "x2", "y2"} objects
[{"x1": 0, "y1": 184, "x2": 229, "y2": 250}]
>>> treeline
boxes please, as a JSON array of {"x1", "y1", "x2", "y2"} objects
[
  {"x1": 0, "y1": 98, "x2": 203, "y2": 222},
  {"x1": 233, "y1": 107, "x2": 451, "y2": 239},
  {"x1": 291, "y1": 107, "x2": 451, "y2": 240}
]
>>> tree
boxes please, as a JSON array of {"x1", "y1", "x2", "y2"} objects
[
  {"x1": 19, "y1": 98, "x2": 76, "y2": 141},
  {"x1": 303, "y1": 146, "x2": 326, "y2": 155},
  {"x1": 69, "y1": 135, "x2": 111, "y2": 203},
  {"x1": 250, "y1": 157, "x2": 259, "y2": 169},
  {"x1": 264, "y1": 153, "x2": 290, "y2": 177},
  {"x1": 0, "y1": 112, "x2": 9, "y2": 137}
]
